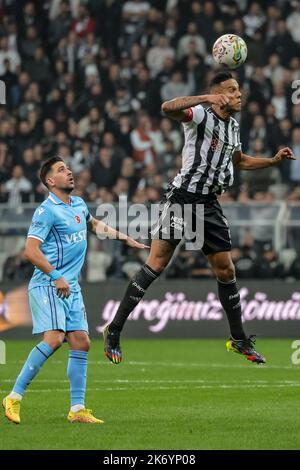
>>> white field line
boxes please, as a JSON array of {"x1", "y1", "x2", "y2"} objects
[
  {"x1": 1, "y1": 378, "x2": 300, "y2": 384},
  {"x1": 5, "y1": 360, "x2": 299, "y2": 370},
  {"x1": 1, "y1": 383, "x2": 300, "y2": 394},
  {"x1": 0, "y1": 379, "x2": 300, "y2": 393}
]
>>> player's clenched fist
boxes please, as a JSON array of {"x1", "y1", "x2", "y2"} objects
[{"x1": 207, "y1": 94, "x2": 229, "y2": 107}]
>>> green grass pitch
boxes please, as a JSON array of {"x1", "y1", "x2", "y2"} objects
[{"x1": 1, "y1": 338, "x2": 300, "y2": 450}]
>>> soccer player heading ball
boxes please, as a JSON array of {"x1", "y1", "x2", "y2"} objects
[
  {"x1": 103, "y1": 71, "x2": 295, "y2": 365},
  {"x1": 2, "y1": 157, "x2": 148, "y2": 425}
]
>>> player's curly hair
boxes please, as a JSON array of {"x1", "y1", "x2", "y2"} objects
[{"x1": 40, "y1": 156, "x2": 64, "y2": 188}]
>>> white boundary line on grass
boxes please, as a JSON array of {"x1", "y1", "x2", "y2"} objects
[
  {"x1": 1, "y1": 384, "x2": 300, "y2": 393},
  {"x1": 6, "y1": 360, "x2": 298, "y2": 369},
  {"x1": 2, "y1": 378, "x2": 300, "y2": 384}
]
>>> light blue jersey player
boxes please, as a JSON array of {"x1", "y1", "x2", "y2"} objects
[
  {"x1": 2, "y1": 156, "x2": 147, "y2": 425},
  {"x1": 28, "y1": 190, "x2": 91, "y2": 335}
]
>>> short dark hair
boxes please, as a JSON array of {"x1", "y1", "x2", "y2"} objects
[
  {"x1": 40, "y1": 156, "x2": 64, "y2": 187},
  {"x1": 210, "y1": 71, "x2": 233, "y2": 89}
]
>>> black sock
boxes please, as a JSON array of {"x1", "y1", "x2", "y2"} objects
[
  {"x1": 217, "y1": 278, "x2": 246, "y2": 340},
  {"x1": 110, "y1": 264, "x2": 160, "y2": 331}
]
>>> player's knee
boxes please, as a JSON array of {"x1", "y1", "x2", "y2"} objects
[
  {"x1": 72, "y1": 336, "x2": 90, "y2": 351},
  {"x1": 81, "y1": 337, "x2": 90, "y2": 352},
  {"x1": 46, "y1": 337, "x2": 64, "y2": 351},
  {"x1": 148, "y1": 258, "x2": 167, "y2": 273},
  {"x1": 215, "y1": 264, "x2": 236, "y2": 282}
]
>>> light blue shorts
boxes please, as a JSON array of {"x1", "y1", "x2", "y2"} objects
[{"x1": 28, "y1": 286, "x2": 89, "y2": 334}]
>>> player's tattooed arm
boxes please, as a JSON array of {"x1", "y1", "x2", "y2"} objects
[
  {"x1": 161, "y1": 94, "x2": 229, "y2": 122},
  {"x1": 233, "y1": 148, "x2": 295, "y2": 170},
  {"x1": 87, "y1": 217, "x2": 149, "y2": 249}
]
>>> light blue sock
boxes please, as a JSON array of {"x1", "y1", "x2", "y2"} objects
[
  {"x1": 12, "y1": 341, "x2": 54, "y2": 396},
  {"x1": 67, "y1": 350, "x2": 88, "y2": 407}
]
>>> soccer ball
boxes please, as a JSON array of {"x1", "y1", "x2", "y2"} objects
[{"x1": 212, "y1": 34, "x2": 247, "y2": 69}]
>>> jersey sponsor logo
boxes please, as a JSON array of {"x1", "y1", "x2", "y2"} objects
[
  {"x1": 211, "y1": 137, "x2": 222, "y2": 152},
  {"x1": 65, "y1": 229, "x2": 87, "y2": 244},
  {"x1": 229, "y1": 293, "x2": 239, "y2": 300},
  {"x1": 31, "y1": 221, "x2": 44, "y2": 228},
  {"x1": 132, "y1": 281, "x2": 145, "y2": 293},
  {"x1": 75, "y1": 215, "x2": 81, "y2": 224},
  {"x1": 38, "y1": 207, "x2": 45, "y2": 215}
]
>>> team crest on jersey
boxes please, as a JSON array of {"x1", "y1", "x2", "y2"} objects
[
  {"x1": 75, "y1": 215, "x2": 81, "y2": 224},
  {"x1": 211, "y1": 137, "x2": 221, "y2": 152}
]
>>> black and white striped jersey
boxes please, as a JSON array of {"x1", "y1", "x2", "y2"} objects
[{"x1": 172, "y1": 105, "x2": 242, "y2": 195}]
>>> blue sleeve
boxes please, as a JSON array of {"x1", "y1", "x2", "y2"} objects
[{"x1": 27, "y1": 205, "x2": 54, "y2": 243}]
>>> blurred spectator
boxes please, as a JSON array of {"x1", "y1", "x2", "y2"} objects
[
  {"x1": 190, "y1": 252, "x2": 213, "y2": 279},
  {"x1": 71, "y1": 4, "x2": 96, "y2": 38},
  {"x1": 121, "y1": 0, "x2": 150, "y2": 50},
  {"x1": 130, "y1": 112, "x2": 156, "y2": 166},
  {"x1": 0, "y1": 58, "x2": 19, "y2": 109},
  {"x1": 0, "y1": 142, "x2": 13, "y2": 184},
  {"x1": 286, "y1": 1, "x2": 300, "y2": 44},
  {"x1": 0, "y1": 36, "x2": 20, "y2": 75},
  {"x1": 249, "y1": 191, "x2": 277, "y2": 255},
  {"x1": 146, "y1": 35, "x2": 175, "y2": 77},
  {"x1": 231, "y1": 247, "x2": 256, "y2": 279},
  {"x1": 19, "y1": 25, "x2": 42, "y2": 61},
  {"x1": 243, "y1": 2, "x2": 266, "y2": 38},
  {"x1": 166, "y1": 248, "x2": 194, "y2": 278},
  {"x1": 177, "y1": 21, "x2": 206, "y2": 60},
  {"x1": 271, "y1": 82, "x2": 288, "y2": 120},
  {"x1": 48, "y1": 0, "x2": 72, "y2": 46},
  {"x1": 161, "y1": 70, "x2": 194, "y2": 102},
  {"x1": 253, "y1": 245, "x2": 285, "y2": 279},
  {"x1": 2, "y1": 247, "x2": 34, "y2": 281},
  {"x1": 91, "y1": 147, "x2": 120, "y2": 189},
  {"x1": 71, "y1": 138, "x2": 94, "y2": 175},
  {"x1": 2, "y1": 165, "x2": 32, "y2": 205}
]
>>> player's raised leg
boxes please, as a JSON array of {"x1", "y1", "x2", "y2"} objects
[
  {"x1": 2, "y1": 330, "x2": 64, "y2": 424},
  {"x1": 104, "y1": 239, "x2": 175, "y2": 364},
  {"x1": 207, "y1": 251, "x2": 265, "y2": 364}
]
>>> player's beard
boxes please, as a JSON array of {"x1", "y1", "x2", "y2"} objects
[
  {"x1": 228, "y1": 105, "x2": 241, "y2": 115},
  {"x1": 60, "y1": 184, "x2": 74, "y2": 194}
]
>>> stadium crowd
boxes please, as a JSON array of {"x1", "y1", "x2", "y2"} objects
[{"x1": 0, "y1": 0, "x2": 300, "y2": 279}]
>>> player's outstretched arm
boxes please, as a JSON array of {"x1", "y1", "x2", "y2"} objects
[
  {"x1": 161, "y1": 94, "x2": 229, "y2": 122},
  {"x1": 25, "y1": 237, "x2": 70, "y2": 298},
  {"x1": 233, "y1": 147, "x2": 296, "y2": 170},
  {"x1": 87, "y1": 217, "x2": 149, "y2": 250}
]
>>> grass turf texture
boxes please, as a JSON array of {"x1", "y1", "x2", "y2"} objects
[{"x1": 1, "y1": 338, "x2": 300, "y2": 450}]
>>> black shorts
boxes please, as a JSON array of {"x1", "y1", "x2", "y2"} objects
[{"x1": 150, "y1": 186, "x2": 232, "y2": 255}]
